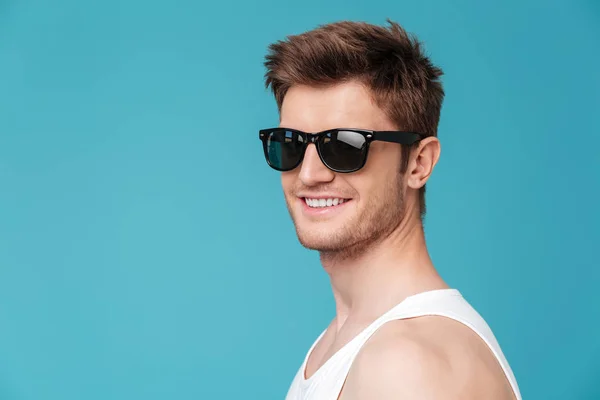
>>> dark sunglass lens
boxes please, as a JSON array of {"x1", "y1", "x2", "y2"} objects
[
  {"x1": 264, "y1": 130, "x2": 305, "y2": 171},
  {"x1": 319, "y1": 130, "x2": 367, "y2": 171}
]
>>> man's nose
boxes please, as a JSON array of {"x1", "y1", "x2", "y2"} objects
[{"x1": 298, "y1": 144, "x2": 335, "y2": 186}]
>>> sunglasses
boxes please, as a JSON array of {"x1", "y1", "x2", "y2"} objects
[{"x1": 259, "y1": 127, "x2": 424, "y2": 173}]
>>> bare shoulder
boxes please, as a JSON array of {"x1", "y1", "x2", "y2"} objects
[{"x1": 340, "y1": 316, "x2": 516, "y2": 400}]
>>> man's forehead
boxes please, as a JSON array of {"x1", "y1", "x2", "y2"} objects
[{"x1": 280, "y1": 83, "x2": 388, "y2": 131}]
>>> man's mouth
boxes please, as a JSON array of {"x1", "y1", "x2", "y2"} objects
[{"x1": 303, "y1": 197, "x2": 350, "y2": 208}]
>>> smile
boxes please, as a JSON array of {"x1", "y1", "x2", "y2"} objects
[{"x1": 304, "y1": 197, "x2": 349, "y2": 208}]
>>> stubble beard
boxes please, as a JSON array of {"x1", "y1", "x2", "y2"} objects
[{"x1": 285, "y1": 173, "x2": 406, "y2": 262}]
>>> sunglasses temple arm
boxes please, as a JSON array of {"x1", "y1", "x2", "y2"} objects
[{"x1": 372, "y1": 131, "x2": 422, "y2": 145}]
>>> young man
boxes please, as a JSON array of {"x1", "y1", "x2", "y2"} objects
[{"x1": 259, "y1": 20, "x2": 521, "y2": 400}]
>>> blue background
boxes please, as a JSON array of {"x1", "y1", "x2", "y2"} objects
[{"x1": 1, "y1": 0, "x2": 598, "y2": 399}]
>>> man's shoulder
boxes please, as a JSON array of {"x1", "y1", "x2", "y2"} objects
[{"x1": 340, "y1": 316, "x2": 515, "y2": 400}]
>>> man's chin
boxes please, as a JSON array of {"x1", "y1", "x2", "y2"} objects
[
  {"x1": 295, "y1": 229, "x2": 346, "y2": 252},
  {"x1": 298, "y1": 239, "x2": 342, "y2": 252}
]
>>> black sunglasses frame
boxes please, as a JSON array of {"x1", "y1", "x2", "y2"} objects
[{"x1": 259, "y1": 127, "x2": 424, "y2": 173}]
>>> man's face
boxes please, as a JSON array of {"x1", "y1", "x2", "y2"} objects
[{"x1": 280, "y1": 81, "x2": 407, "y2": 253}]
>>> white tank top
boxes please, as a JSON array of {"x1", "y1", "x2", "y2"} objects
[{"x1": 285, "y1": 289, "x2": 521, "y2": 400}]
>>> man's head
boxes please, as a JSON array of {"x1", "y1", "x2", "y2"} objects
[{"x1": 262, "y1": 20, "x2": 444, "y2": 253}]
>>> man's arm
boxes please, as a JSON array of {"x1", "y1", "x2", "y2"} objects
[{"x1": 340, "y1": 320, "x2": 515, "y2": 400}]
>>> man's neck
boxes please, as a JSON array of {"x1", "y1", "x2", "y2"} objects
[{"x1": 320, "y1": 215, "x2": 448, "y2": 332}]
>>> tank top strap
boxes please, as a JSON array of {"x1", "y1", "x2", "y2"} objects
[{"x1": 344, "y1": 289, "x2": 462, "y2": 355}]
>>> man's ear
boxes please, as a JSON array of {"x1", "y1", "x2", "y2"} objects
[{"x1": 406, "y1": 137, "x2": 441, "y2": 190}]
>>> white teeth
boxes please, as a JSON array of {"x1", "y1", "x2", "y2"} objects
[{"x1": 305, "y1": 198, "x2": 348, "y2": 208}]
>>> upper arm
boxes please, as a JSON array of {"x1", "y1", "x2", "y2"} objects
[
  {"x1": 340, "y1": 319, "x2": 516, "y2": 400},
  {"x1": 341, "y1": 334, "x2": 460, "y2": 400}
]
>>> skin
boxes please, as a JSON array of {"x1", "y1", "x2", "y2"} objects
[{"x1": 279, "y1": 81, "x2": 516, "y2": 399}]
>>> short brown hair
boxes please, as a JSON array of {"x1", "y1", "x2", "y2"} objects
[{"x1": 264, "y1": 19, "x2": 444, "y2": 219}]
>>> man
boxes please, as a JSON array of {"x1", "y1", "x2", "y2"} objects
[{"x1": 259, "y1": 20, "x2": 521, "y2": 400}]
